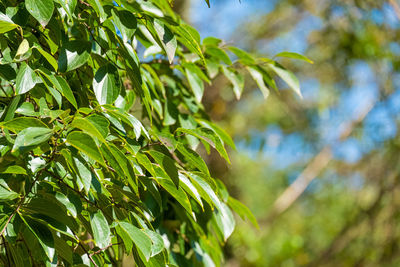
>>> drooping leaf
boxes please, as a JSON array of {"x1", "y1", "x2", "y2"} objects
[
  {"x1": 154, "y1": 19, "x2": 177, "y2": 63},
  {"x1": 119, "y1": 222, "x2": 152, "y2": 261},
  {"x1": 213, "y1": 202, "x2": 235, "y2": 241},
  {"x1": 66, "y1": 131, "x2": 106, "y2": 167},
  {"x1": 90, "y1": 210, "x2": 111, "y2": 249},
  {"x1": 71, "y1": 117, "x2": 106, "y2": 143},
  {"x1": 268, "y1": 62, "x2": 302, "y2": 98},
  {"x1": 148, "y1": 150, "x2": 179, "y2": 188},
  {"x1": 227, "y1": 196, "x2": 259, "y2": 229},
  {"x1": 93, "y1": 64, "x2": 121, "y2": 105},
  {"x1": 112, "y1": 9, "x2": 137, "y2": 43},
  {"x1": 247, "y1": 66, "x2": 270, "y2": 99},
  {"x1": 222, "y1": 66, "x2": 244, "y2": 100}
]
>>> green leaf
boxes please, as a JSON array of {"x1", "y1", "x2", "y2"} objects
[
  {"x1": 197, "y1": 119, "x2": 236, "y2": 150},
  {"x1": 175, "y1": 23, "x2": 206, "y2": 66},
  {"x1": 0, "y1": 117, "x2": 48, "y2": 133},
  {"x1": 0, "y1": 165, "x2": 27, "y2": 175},
  {"x1": 154, "y1": 19, "x2": 177, "y2": 63},
  {"x1": 185, "y1": 67, "x2": 204, "y2": 103},
  {"x1": 86, "y1": 114, "x2": 110, "y2": 139},
  {"x1": 34, "y1": 46, "x2": 58, "y2": 71},
  {"x1": 25, "y1": 0, "x2": 54, "y2": 27},
  {"x1": 222, "y1": 66, "x2": 244, "y2": 100},
  {"x1": 58, "y1": 40, "x2": 91, "y2": 72},
  {"x1": 21, "y1": 217, "x2": 55, "y2": 261},
  {"x1": 213, "y1": 202, "x2": 235, "y2": 241},
  {"x1": 143, "y1": 229, "x2": 165, "y2": 257},
  {"x1": 93, "y1": 64, "x2": 121, "y2": 105},
  {"x1": 274, "y1": 51, "x2": 314, "y2": 64},
  {"x1": 15, "y1": 39, "x2": 30, "y2": 59},
  {"x1": 91, "y1": 210, "x2": 111, "y2": 249},
  {"x1": 55, "y1": 0, "x2": 77, "y2": 21},
  {"x1": 119, "y1": 222, "x2": 152, "y2": 261},
  {"x1": 247, "y1": 66, "x2": 270, "y2": 99},
  {"x1": 0, "y1": 12, "x2": 18, "y2": 34},
  {"x1": 112, "y1": 9, "x2": 137, "y2": 43},
  {"x1": 71, "y1": 117, "x2": 106, "y2": 143},
  {"x1": 15, "y1": 102, "x2": 37, "y2": 116},
  {"x1": 89, "y1": 0, "x2": 107, "y2": 23},
  {"x1": 227, "y1": 196, "x2": 259, "y2": 229},
  {"x1": 148, "y1": 150, "x2": 179, "y2": 188},
  {"x1": 267, "y1": 62, "x2": 302, "y2": 98},
  {"x1": 176, "y1": 143, "x2": 210, "y2": 177},
  {"x1": 155, "y1": 169, "x2": 192, "y2": 215},
  {"x1": 206, "y1": 47, "x2": 232, "y2": 65},
  {"x1": 66, "y1": 131, "x2": 106, "y2": 167},
  {"x1": 44, "y1": 74, "x2": 78, "y2": 109},
  {"x1": 189, "y1": 172, "x2": 222, "y2": 212},
  {"x1": 15, "y1": 63, "x2": 40, "y2": 95},
  {"x1": 179, "y1": 173, "x2": 203, "y2": 208},
  {"x1": 205, "y1": 0, "x2": 210, "y2": 7},
  {"x1": 12, "y1": 127, "x2": 53, "y2": 153},
  {"x1": 176, "y1": 127, "x2": 230, "y2": 163},
  {"x1": 25, "y1": 196, "x2": 77, "y2": 231},
  {"x1": 229, "y1": 46, "x2": 255, "y2": 65},
  {"x1": 0, "y1": 180, "x2": 19, "y2": 200}
]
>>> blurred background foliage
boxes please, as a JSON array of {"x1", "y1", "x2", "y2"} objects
[{"x1": 175, "y1": 0, "x2": 400, "y2": 266}]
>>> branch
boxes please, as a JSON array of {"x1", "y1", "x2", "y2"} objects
[
  {"x1": 389, "y1": 0, "x2": 400, "y2": 20},
  {"x1": 262, "y1": 99, "x2": 376, "y2": 224}
]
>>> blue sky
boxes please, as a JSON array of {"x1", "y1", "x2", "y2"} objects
[{"x1": 189, "y1": 0, "x2": 400, "y2": 172}]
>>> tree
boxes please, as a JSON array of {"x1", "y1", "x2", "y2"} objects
[{"x1": 0, "y1": 0, "x2": 306, "y2": 266}]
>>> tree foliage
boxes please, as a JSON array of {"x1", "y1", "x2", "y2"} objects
[{"x1": 0, "y1": 0, "x2": 301, "y2": 266}]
